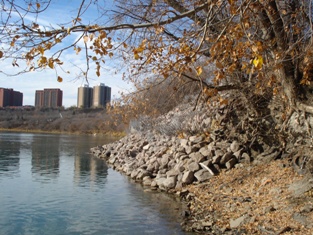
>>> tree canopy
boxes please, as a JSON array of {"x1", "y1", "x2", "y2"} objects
[{"x1": 1, "y1": 0, "x2": 313, "y2": 117}]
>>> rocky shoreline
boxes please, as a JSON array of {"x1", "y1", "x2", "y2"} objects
[
  {"x1": 90, "y1": 131, "x2": 248, "y2": 193},
  {"x1": 90, "y1": 129, "x2": 313, "y2": 234}
]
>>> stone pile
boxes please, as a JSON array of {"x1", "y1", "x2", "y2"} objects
[{"x1": 90, "y1": 131, "x2": 252, "y2": 192}]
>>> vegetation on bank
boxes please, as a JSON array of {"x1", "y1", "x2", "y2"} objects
[{"x1": 0, "y1": 107, "x2": 127, "y2": 136}]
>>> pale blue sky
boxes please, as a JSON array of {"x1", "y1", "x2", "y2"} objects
[{"x1": 0, "y1": 0, "x2": 131, "y2": 107}]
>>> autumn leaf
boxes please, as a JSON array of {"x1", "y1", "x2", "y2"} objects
[
  {"x1": 253, "y1": 55, "x2": 263, "y2": 69},
  {"x1": 38, "y1": 46, "x2": 45, "y2": 55},
  {"x1": 216, "y1": 61, "x2": 223, "y2": 69},
  {"x1": 0, "y1": 51, "x2": 3, "y2": 58},
  {"x1": 133, "y1": 51, "x2": 140, "y2": 60},
  {"x1": 48, "y1": 58, "x2": 54, "y2": 69},
  {"x1": 196, "y1": 66, "x2": 203, "y2": 75},
  {"x1": 57, "y1": 76, "x2": 63, "y2": 82}
]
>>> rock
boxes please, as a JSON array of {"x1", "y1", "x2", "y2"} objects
[
  {"x1": 241, "y1": 152, "x2": 252, "y2": 163},
  {"x1": 199, "y1": 146, "x2": 212, "y2": 157},
  {"x1": 160, "y1": 154, "x2": 170, "y2": 167},
  {"x1": 230, "y1": 141, "x2": 240, "y2": 152},
  {"x1": 289, "y1": 176, "x2": 313, "y2": 197},
  {"x1": 212, "y1": 155, "x2": 222, "y2": 164},
  {"x1": 230, "y1": 215, "x2": 248, "y2": 228},
  {"x1": 189, "y1": 135, "x2": 204, "y2": 144},
  {"x1": 150, "y1": 180, "x2": 157, "y2": 188},
  {"x1": 130, "y1": 169, "x2": 139, "y2": 179},
  {"x1": 142, "y1": 176, "x2": 153, "y2": 186},
  {"x1": 174, "y1": 162, "x2": 185, "y2": 172},
  {"x1": 190, "y1": 152, "x2": 206, "y2": 163},
  {"x1": 108, "y1": 156, "x2": 117, "y2": 164},
  {"x1": 155, "y1": 177, "x2": 166, "y2": 188},
  {"x1": 293, "y1": 213, "x2": 311, "y2": 228},
  {"x1": 188, "y1": 161, "x2": 200, "y2": 172},
  {"x1": 185, "y1": 145, "x2": 199, "y2": 155},
  {"x1": 180, "y1": 139, "x2": 189, "y2": 148},
  {"x1": 225, "y1": 157, "x2": 238, "y2": 169},
  {"x1": 179, "y1": 155, "x2": 189, "y2": 161},
  {"x1": 194, "y1": 169, "x2": 212, "y2": 182},
  {"x1": 166, "y1": 168, "x2": 180, "y2": 177},
  {"x1": 214, "y1": 149, "x2": 225, "y2": 157},
  {"x1": 199, "y1": 162, "x2": 219, "y2": 175},
  {"x1": 163, "y1": 176, "x2": 177, "y2": 189},
  {"x1": 220, "y1": 152, "x2": 234, "y2": 165},
  {"x1": 128, "y1": 150, "x2": 137, "y2": 158},
  {"x1": 142, "y1": 144, "x2": 150, "y2": 150},
  {"x1": 300, "y1": 204, "x2": 313, "y2": 213},
  {"x1": 182, "y1": 171, "x2": 195, "y2": 184},
  {"x1": 136, "y1": 169, "x2": 150, "y2": 180}
]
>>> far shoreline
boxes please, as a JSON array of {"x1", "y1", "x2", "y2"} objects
[{"x1": 0, "y1": 128, "x2": 126, "y2": 138}]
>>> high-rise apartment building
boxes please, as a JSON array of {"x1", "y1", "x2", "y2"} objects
[
  {"x1": 77, "y1": 85, "x2": 93, "y2": 108},
  {"x1": 0, "y1": 88, "x2": 23, "y2": 107},
  {"x1": 35, "y1": 90, "x2": 44, "y2": 107},
  {"x1": 93, "y1": 83, "x2": 110, "y2": 108},
  {"x1": 35, "y1": 88, "x2": 63, "y2": 108},
  {"x1": 77, "y1": 83, "x2": 111, "y2": 109}
]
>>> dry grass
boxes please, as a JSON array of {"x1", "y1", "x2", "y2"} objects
[{"x1": 185, "y1": 159, "x2": 313, "y2": 234}]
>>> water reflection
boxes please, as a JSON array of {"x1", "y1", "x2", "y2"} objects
[
  {"x1": 31, "y1": 134, "x2": 60, "y2": 179},
  {"x1": 0, "y1": 133, "x2": 21, "y2": 176},
  {"x1": 0, "y1": 133, "x2": 194, "y2": 235}
]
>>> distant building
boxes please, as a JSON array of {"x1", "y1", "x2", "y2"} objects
[
  {"x1": 77, "y1": 85, "x2": 93, "y2": 108},
  {"x1": 35, "y1": 90, "x2": 44, "y2": 107},
  {"x1": 93, "y1": 83, "x2": 111, "y2": 108},
  {"x1": 77, "y1": 83, "x2": 111, "y2": 109},
  {"x1": 0, "y1": 88, "x2": 23, "y2": 107},
  {"x1": 35, "y1": 88, "x2": 63, "y2": 108}
]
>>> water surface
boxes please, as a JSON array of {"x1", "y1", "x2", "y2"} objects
[{"x1": 0, "y1": 132, "x2": 192, "y2": 235}]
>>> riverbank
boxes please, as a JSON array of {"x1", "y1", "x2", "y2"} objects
[
  {"x1": 0, "y1": 128, "x2": 126, "y2": 139},
  {"x1": 90, "y1": 131, "x2": 313, "y2": 234},
  {"x1": 90, "y1": 93, "x2": 313, "y2": 233},
  {"x1": 0, "y1": 107, "x2": 127, "y2": 135},
  {"x1": 0, "y1": 128, "x2": 126, "y2": 138}
]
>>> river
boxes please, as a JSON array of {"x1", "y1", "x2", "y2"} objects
[{"x1": 0, "y1": 132, "x2": 194, "y2": 235}]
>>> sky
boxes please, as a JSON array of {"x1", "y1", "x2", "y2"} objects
[{"x1": 0, "y1": 0, "x2": 132, "y2": 107}]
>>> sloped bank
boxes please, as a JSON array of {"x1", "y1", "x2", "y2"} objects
[
  {"x1": 90, "y1": 129, "x2": 256, "y2": 234},
  {"x1": 90, "y1": 95, "x2": 313, "y2": 233},
  {"x1": 90, "y1": 130, "x2": 313, "y2": 234}
]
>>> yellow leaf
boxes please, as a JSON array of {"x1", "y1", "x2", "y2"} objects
[
  {"x1": 57, "y1": 76, "x2": 63, "y2": 82},
  {"x1": 196, "y1": 66, "x2": 203, "y2": 75},
  {"x1": 219, "y1": 97, "x2": 228, "y2": 106},
  {"x1": 109, "y1": 52, "x2": 113, "y2": 58},
  {"x1": 75, "y1": 47, "x2": 81, "y2": 55},
  {"x1": 55, "y1": 37, "x2": 62, "y2": 43},
  {"x1": 10, "y1": 41, "x2": 15, "y2": 47},
  {"x1": 253, "y1": 55, "x2": 263, "y2": 69},
  {"x1": 38, "y1": 56, "x2": 47, "y2": 66},
  {"x1": 38, "y1": 46, "x2": 44, "y2": 55},
  {"x1": 48, "y1": 59, "x2": 54, "y2": 69},
  {"x1": 134, "y1": 53, "x2": 140, "y2": 60},
  {"x1": 67, "y1": 27, "x2": 71, "y2": 34},
  {"x1": 36, "y1": 3, "x2": 40, "y2": 9},
  {"x1": 123, "y1": 42, "x2": 128, "y2": 48}
]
